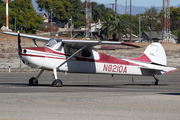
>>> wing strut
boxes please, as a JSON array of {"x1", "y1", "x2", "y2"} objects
[
  {"x1": 33, "y1": 39, "x2": 38, "y2": 47},
  {"x1": 56, "y1": 44, "x2": 88, "y2": 69}
]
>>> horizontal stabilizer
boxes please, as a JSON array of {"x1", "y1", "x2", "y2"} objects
[{"x1": 140, "y1": 66, "x2": 177, "y2": 74}]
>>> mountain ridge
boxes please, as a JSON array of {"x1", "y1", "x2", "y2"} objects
[{"x1": 105, "y1": 4, "x2": 180, "y2": 14}]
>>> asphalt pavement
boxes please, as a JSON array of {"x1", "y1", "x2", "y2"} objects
[{"x1": 0, "y1": 72, "x2": 180, "y2": 120}]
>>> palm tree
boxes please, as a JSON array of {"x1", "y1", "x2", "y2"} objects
[
  {"x1": 144, "y1": 6, "x2": 162, "y2": 41},
  {"x1": 117, "y1": 18, "x2": 129, "y2": 41},
  {"x1": 102, "y1": 12, "x2": 128, "y2": 41}
]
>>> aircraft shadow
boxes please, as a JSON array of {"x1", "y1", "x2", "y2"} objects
[
  {"x1": 123, "y1": 84, "x2": 169, "y2": 86},
  {"x1": 63, "y1": 84, "x2": 125, "y2": 88},
  {"x1": 0, "y1": 83, "x2": 51, "y2": 87},
  {"x1": 0, "y1": 83, "x2": 28, "y2": 86},
  {"x1": 0, "y1": 83, "x2": 125, "y2": 88},
  {"x1": 0, "y1": 83, "x2": 169, "y2": 88},
  {"x1": 159, "y1": 93, "x2": 180, "y2": 96}
]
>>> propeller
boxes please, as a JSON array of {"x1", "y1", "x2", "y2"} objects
[{"x1": 18, "y1": 31, "x2": 22, "y2": 56}]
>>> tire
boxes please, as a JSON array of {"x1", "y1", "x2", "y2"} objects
[
  {"x1": 29, "y1": 77, "x2": 38, "y2": 86},
  {"x1": 52, "y1": 79, "x2": 63, "y2": 87}
]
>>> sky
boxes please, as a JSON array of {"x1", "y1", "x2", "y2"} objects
[
  {"x1": 81, "y1": 0, "x2": 180, "y2": 7},
  {"x1": 32, "y1": 0, "x2": 179, "y2": 13}
]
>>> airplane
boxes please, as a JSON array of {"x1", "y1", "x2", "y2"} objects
[{"x1": 3, "y1": 31, "x2": 177, "y2": 87}]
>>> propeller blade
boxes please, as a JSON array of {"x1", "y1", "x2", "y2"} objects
[{"x1": 18, "y1": 31, "x2": 22, "y2": 55}]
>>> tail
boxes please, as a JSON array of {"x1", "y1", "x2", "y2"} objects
[{"x1": 130, "y1": 43, "x2": 167, "y2": 66}]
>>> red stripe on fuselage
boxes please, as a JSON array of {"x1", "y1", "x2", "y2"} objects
[
  {"x1": 96, "y1": 52, "x2": 139, "y2": 66},
  {"x1": 130, "y1": 53, "x2": 151, "y2": 63},
  {"x1": 23, "y1": 47, "x2": 65, "y2": 56}
]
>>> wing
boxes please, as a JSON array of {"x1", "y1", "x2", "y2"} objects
[
  {"x1": 3, "y1": 31, "x2": 50, "y2": 42},
  {"x1": 3, "y1": 31, "x2": 140, "y2": 48},
  {"x1": 61, "y1": 40, "x2": 140, "y2": 48}
]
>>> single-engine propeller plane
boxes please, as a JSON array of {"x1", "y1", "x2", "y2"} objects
[{"x1": 3, "y1": 31, "x2": 177, "y2": 86}]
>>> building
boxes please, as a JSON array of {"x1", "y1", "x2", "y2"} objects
[
  {"x1": 37, "y1": 13, "x2": 48, "y2": 23},
  {"x1": 142, "y1": 31, "x2": 178, "y2": 43}
]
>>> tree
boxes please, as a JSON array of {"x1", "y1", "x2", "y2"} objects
[
  {"x1": 92, "y1": 3, "x2": 113, "y2": 23},
  {"x1": 0, "y1": 1, "x2": 5, "y2": 28},
  {"x1": 36, "y1": 0, "x2": 72, "y2": 23},
  {"x1": 66, "y1": 0, "x2": 85, "y2": 28},
  {"x1": 36, "y1": 0, "x2": 85, "y2": 28},
  {"x1": 5, "y1": 0, "x2": 44, "y2": 33},
  {"x1": 143, "y1": 6, "x2": 162, "y2": 41},
  {"x1": 101, "y1": 12, "x2": 128, "y2": 40}
]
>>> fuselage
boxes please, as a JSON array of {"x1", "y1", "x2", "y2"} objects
[{"x1": 20, "y1": 46, "x2": 154, "y2": 76}]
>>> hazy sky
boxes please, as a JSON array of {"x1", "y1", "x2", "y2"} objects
[
  {"x1": 32, "y1": 0, "x2": 179, "y2": 13},
  {"x1": 82, "y1": 0, "x2": 179, "y2": 7}
]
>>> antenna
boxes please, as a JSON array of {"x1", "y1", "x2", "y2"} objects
[
  {"x1": 163, "y1": 0, "x2": 171, "y2": 43},
  {"x1": 6, "y1": 0, "x2": 9, "y2": 29}
]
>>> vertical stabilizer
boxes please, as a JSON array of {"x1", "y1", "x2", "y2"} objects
[
  {"x1": 144, "y1": 43, "x2": 166, "y2": 66},
  {"x1": 130, "y1": 43, "x2": 167, "y2": 66}
]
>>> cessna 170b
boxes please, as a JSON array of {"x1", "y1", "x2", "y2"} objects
[{"x1": 3, "y1": 31, "x2": 176, "y2": 87}]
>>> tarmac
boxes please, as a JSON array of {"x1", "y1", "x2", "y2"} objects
[{"x1": 0, "y1": 72, "x2": 180, "y2": 120}]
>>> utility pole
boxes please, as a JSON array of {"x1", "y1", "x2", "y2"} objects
[
  {"x1": 51, "y1": 9, "x2": 52, "y2": 34},
  {"x1": 15, "y1": 16, "x2": 16, "y2": 32},
  {"x1": 130, "y1": 0, "x2": 132, "y2": 42},
  {"x1": 70, "y1": 15, "x2": 72, "y2": 38},
  {"x1": 115, "y1": 0, "x2": 117, "y2": 13},
  {"x1": 110, "y1": 3, "x2": 114, "y2": 12},
  {"x1": 139, "y1": 13, "x2": 141, "y2": 42},
  {"x1": 85, "y1": 0, "x2": 92, "y2": 39},
  {"x1": 125, "y1": 0, "x2": 127, "y2": 14}
]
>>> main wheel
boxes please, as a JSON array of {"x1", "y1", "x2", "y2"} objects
[
  {"x1": 29, "y1": 77, "x2": 38, "y2": 86},
  {"x1": 154, "y1": 81, "x2": 158, "y2": 85},
  {"x1": 52, "y1": 79, "x2": 63, "y2": 87}
]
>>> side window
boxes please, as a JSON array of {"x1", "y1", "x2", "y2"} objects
[
  {"x1": 81, "y1": 50, "x2": 91, "y2": 57},
  {"x1": 64, "y1": 46, "x2": 80, "y2": 56}
]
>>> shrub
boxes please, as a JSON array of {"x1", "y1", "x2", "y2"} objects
[
  {"x1": 46, "y1": 25, "x2": 59, "y2": 32},
  {"x1": 39, "y1": 24, "x2": 46, "y2": 32}
]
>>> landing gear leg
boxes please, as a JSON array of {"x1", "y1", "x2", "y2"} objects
[
  {"x1": 52, "y1": 68, "x2": 63, "y2": 87},
  {"x1": 29, "y1": 69, "x2": 44, "y2": 86},
  {"x1": 152, "y1": 75, "x2": 159, "y2": 85}
]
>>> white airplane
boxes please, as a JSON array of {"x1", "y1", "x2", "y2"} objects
[{"x1": 3, "y1": 31, "x2": 177, "y2": 86}]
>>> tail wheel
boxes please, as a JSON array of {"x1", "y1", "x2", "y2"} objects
[
  {"x1": 29, "y1": 77, "x2": 38, "y2": 86},
  {"x1": 52, "y1": 79, "x2": 63, "y2": 87}
]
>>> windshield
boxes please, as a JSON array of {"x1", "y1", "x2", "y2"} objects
[{"x1": 44, "y1": 39, "x2": 62, "y2": 48}]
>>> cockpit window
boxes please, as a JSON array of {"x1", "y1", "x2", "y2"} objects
[
  {"x1": 64, "y1": 45, "x2": 91, "y2": 57},
  {"x1": 81, "y1": 50, "x2": 91, "y2": 57},
  {"x1": 65, "y1": 46, "x2": 80, "y2": 56},
  {"x1": 44, "y1": 39, "x2": 62, "y2": 50}
]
